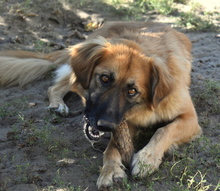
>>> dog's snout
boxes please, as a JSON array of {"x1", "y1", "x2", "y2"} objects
[{"x1": 97, "y1": 119, "x2": 116, "y2": 132}]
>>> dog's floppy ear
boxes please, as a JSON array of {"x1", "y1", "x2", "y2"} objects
[
  {"x1": 69, "y1": 37, "x2": 107, "y2": 89},
  {"x1": 150, "y1": 58, "x2": 174, "y2": 107}
]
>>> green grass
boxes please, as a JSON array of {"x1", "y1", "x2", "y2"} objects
[
  {"x1": 17, "y1": 120, "x2": 71, "y2": 159},
  {"x1": 177, "y1": 1, "x2": 220, "y2": 31},
  {"x1": 15, "y1": 162, "x2": 30, "y2": 184},
  {"x1": 105, "y1": 0, "x2": 219, "y2": 31},
  {"x1": 178, "y1": 12, "x2": 217, "y2": 31},
  {"x1": 193, "y1": 80, "x2": 220, "y2": 115},
  {"x1": 0, "y1": 98, "x2": 72, "y2": 159},
  {"x1": 43, "y1": 185, "x2": 82, "y2": 191},
  {"x1": 107, "y1": 0, "x2": 174, "y2": 16},
  {"x1": 124, "y1": 135, "x2": 220, "y2": 191},
  {"x1": 0, "y1": 97, "x2": 28, "y2": 119},
  {"x1": 0, "y1": 106, "x2": 10, "y2": 119},
  {"x1": 33, "y1": 40, "x2": 54, "y2": 53},
  {"x1": 146, "y1": 0, "x2": 174, "y2": 15}
]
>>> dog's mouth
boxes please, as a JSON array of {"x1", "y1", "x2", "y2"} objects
[{"x1": 83, "y1": 117, "x2": 104, "y2": 141}]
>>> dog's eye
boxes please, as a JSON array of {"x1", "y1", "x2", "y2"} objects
[
  {"x1": 128, "y1": 88, "x2": 137, "y2": 96},
  {"x1": 100, "y1": 75, "x2": 110, "y2": 84}
]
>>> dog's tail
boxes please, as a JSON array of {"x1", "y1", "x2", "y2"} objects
[{"x1": 0, "y1": 49, "x2": 70, "y2": 87}]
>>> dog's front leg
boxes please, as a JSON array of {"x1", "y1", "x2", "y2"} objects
[
  {"x1": 131, "y1": 104, "x2": 202, "y2": 178},
  {"x1": 48, "y1": 74, "x2": 71, "y2": 115},
  {"x1": 97, "y1": 135, "x2": 127, "y2": 190}
]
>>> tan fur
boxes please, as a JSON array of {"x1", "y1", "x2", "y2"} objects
[
  {"x1": 0, "y1": 21, "x2": 202, "y2": 190},
  {"x1": 0, "y1": 50, "x2": 70, "y2": 87}
]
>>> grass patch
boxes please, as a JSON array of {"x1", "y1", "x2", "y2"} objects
[
  {"x1": 177, "y1": 1, "x2": 220, "y2": 31},
  {"x1": 178, "y1": 12, "x2": 217, "y2": 31},
  {"x1": 0, "y1": 97, "x2": 29, "y2": 119},
  {"x1": 44, "y1": 168, "x2": 84, "y2": 191},
  {"x1": 33, "y1": 40, "x2": 52, "y2": 53},
  {"x1": 107, "y1": 0, "x2": 174, "y2": 17},
  {"x1": 9, "y1": 110, "x2": 72, "y2": 160},
  {"x1": 174, "y1": 0, "x2": 189, "y2": 4},
  {"x1": 39, "y1": 0, "x2": 220, "y2": 31},
  {"x1": 146, "y1": 0, "x2": 174, "y2": 15},
  {"x1": 106, "y1": 0, "x2": 219, "y2": 31},
  {"x1": 135, "y1": 135, "x2": 220, "y2": 190},
  {"x1": 15, "y1": 162, "x2": 31, "y2": 184},
  {"x1": 193, "y1": 80, "x2": 220, "y2": 115},
  {"x1": 0, "y1": 105, "x2": 10, "y2": 119},
  {"x1": 43, "y1": 185, "x2": 82, "y2": 191}
]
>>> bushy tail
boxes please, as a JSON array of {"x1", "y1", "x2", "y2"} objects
[{"x1": 0, "y1": 49, "x2": 70, "y2": 87}]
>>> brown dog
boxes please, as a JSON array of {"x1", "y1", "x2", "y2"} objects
[{"x1": 0, "y1": 21, "x2": 202, "y2": 189}]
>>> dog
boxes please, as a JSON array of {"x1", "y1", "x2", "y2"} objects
[{"x1": 0, "y1": 21, "x2": 202, "y2": 190}]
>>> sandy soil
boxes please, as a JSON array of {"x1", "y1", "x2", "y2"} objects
[{"x1": 0, "y1": 0, "x2": 219, "y2": 191}]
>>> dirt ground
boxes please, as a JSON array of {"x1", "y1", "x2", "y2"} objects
[{"x1": 0, "y1": 0, "x2": 219, "y2": 191}]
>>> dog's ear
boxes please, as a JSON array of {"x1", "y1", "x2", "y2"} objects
[
  {"x1": 69, "y1": 37, "x2": 107, "y2": 89},
  {"x1": 150, "y1": 58, "x2": 174, "y2": 107}
]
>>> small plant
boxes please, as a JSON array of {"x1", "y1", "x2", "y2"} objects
[
  {"x1": 15, "y1": 162, "x2": 30, "y2": 183},
  {"x1": 178, "y1": 11, "x2": 215, "y2": 31},
  {"x1": 193, "y1": 80, "x2": 220, "y2": 114},
  {"x1": 33, "y1": 123, "x2": 71, "y2": 158},
  {"x1": 109, "y1": 0, "x2": 174, "y2": 16},
  {"x1": 24, "y1": 0, "x2": 33, "y2": 8},
  {"x1": 187, "y1": 170, "x2": 211, "y2": 191},
  {"x1": 50, "y1": 169, "x2": 82, "y2": 191},
  {"x1": 121, "y1": 179, "x2": 132, "y2": 190},
  {"x1": 0, "y1": 106, "x2": 10, "y2": 119},
  {"x1": 33, "y1": 40, "x2": 52, "y2": 53},
  {"x1": 174, "y1": 0, "x2": 189, "y2": 4},
  {"x1": 0, "y1": 97, "x2": 29, "y2": 119},
  {"x1": 146, "y1": 0, "x2": 174, "y2": 15},
  {"x1": 169, "y1": 158, "x2": 215, "y2": 190},
  {"x1": 108, "y1": 0, "x2": 146, "y2": 18},
  {"x1": 177, "y1": 1, "x2": 219, "y2": 31}
]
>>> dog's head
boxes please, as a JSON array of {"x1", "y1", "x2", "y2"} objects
[{"x1": 69, "y1": 36, "x2": 173, "y2": 141}]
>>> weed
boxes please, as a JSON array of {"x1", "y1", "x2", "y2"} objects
[
  {"x1": 146, "y1": 0, "x2": 174, "y2": 15},
  {"x1": 33, "y1": 40, "x2": 52, "y2": 53},
  {"x1": 50, "y1": 169, "x2": 82, "y2": 191},
  {"x1": 0, "y1": 105, "x2": 10, "y2": 119},
  {"x1": 15, "y1": 162, "x2": 30, "y2": 183},
  {"x1": 187, "y1": 170, "x2": 211, "y2": 190},
  {"x1": 108, "y1": 0, "x2": 174, "y2": 16},
  {"x1": 103, "y1": 0, "x2": 216, "y2": 31},
  {"x1": 32, "y1": 123, "x2": 71, "y2": 158},
  {"x1": 178, "y1": 11, "x2": 216, "y2": 31},
  {"x1": 122, "y1": 179, "x2": 132, "y2": 190},
  {"x1": 134, "y1": 161, "x2": 153, "y2": 178},
  {"x1": 8, "y1": 0, "x2": 33, "y2": 16},
  {"x1": 44, "y1": 184, "x2": 82, "y2": 191},
  {"x1": 174, "y1": 0, "x2": 189, "y2": 4},
  {"x1": 107, "y1": 0, "x2": 146, "y2": 18},
  {"x1": 134, "y1": 134, "x2": 220, "y2": 190},
  {"x1": 177, "y1": 1, "x2": 219, "y2": 31},
  {"x1": 52, "y1": 168, "x2": 65, "y2": 186},
  {"x1": 23, "y1": 0, "x2": 33, "y2": 8},
  {"x1": 0, "y1": 97, "x2": 28, "y2": 119},
  {"x1": 193, "y1": 80, "x2": 220, "y2": 115},
  {"x1": 196, "y1": 136, "x2": 220, "y2": 161},
  {"x1": 172, "y1": 136, "x2": 219, "y2": 189},
  {"x1": 168, "y1": 158, "x2": 216, "y2": 190}
]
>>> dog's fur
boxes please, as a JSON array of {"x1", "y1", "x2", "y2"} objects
[{"x1": 0, "y1": 21, "x2": 202, "y2": 189}]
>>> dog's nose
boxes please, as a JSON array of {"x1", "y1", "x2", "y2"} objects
[{"x1": 97, "y1": 119, "x2": 116, "y2": 132}]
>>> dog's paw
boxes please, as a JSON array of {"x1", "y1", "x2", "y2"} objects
[
  {"x1": 131, "y1": 145, "x2": 163, "y2": 178},
  {"x1": 48, "y1": 103, "x2": 69, "y2": 116},
  {"x1": 97, "y1": 161, "x2": 127, "y2": 190}
]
